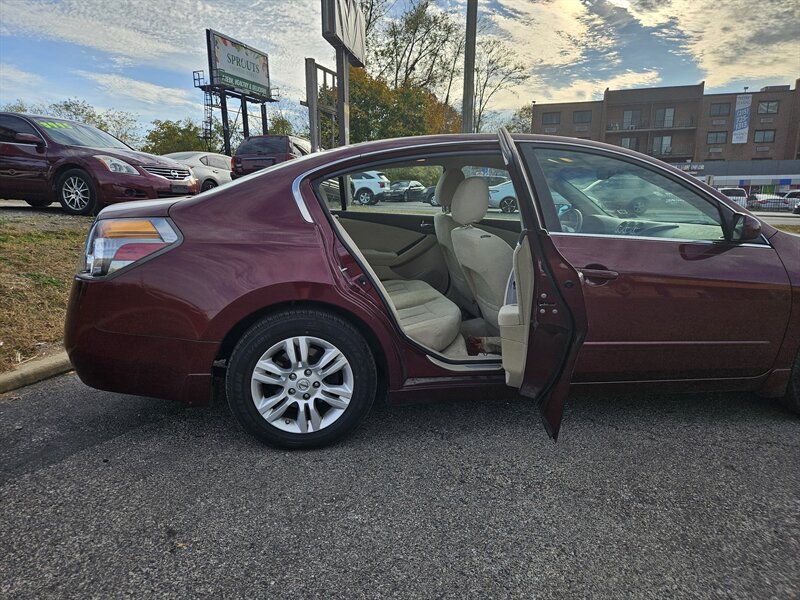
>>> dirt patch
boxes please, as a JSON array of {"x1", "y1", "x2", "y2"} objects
[
  {"x1": 773, "y1": 223, "x2": 800, "y2": 235},
  {"x1": 0, "y1": 208, "x2": 94, "y2": 372}
]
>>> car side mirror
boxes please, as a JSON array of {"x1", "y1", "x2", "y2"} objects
[
  {"x1": 14, "y1": 132, "x2": 44, "y2": 145},
  {"x1": 731, "y1": 212, "x2": 761, "y2": 242}
]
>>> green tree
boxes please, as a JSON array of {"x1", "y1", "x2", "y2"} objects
[
  {"x1": 140, "y1": 119, "x2": 211, "y2": 155},
  {"x1": 504, "y1": 104, "x2": 534, "y2": 134}
]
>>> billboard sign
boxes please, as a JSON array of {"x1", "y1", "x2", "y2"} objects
[
  {"x1": 732, "y1": 94, "x2": 752, "y2": 144},
  {"x1": 206, "y1": 29, "x2": 271, "y2": 98},
  {"x1": 322, "y1": 0, "x2": 366, "y2": 66}
]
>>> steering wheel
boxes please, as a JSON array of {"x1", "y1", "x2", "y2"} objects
[{"x1": 559, "y1": 208, "x2": 583, "y2": 233}]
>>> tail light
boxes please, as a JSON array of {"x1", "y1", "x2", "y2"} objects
[
  {"x1": 379, "y1": 182, "x2": 386, "y2": 188},
  {"x1": 230, "y1": 157, "x2": 235, "y2": 170},
  {"x1": 79, "y1": 218, "x2": 180, "y2": 278}
]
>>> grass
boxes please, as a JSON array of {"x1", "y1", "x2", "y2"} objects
[
  {"x1": 0, "y1": 211, "x2": 93, "y2": 372},
  {"x1": 773, "y1": 223, "x2": 800, "y2": 235}
]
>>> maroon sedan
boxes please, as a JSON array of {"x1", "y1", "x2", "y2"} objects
[
  {"x1": 65, "y1": 131, "x2": 800, "y2": 448},
  {"x1": 0, "y1": 113, "x2": 199, "y2": 215}
]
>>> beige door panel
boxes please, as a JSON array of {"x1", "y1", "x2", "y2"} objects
[
  {"x1": 338, "y1": 217, "x2": 449, "y2": 293},
  {"x1": 499, "y1": 240, "x2": 534, "y2": 388}
]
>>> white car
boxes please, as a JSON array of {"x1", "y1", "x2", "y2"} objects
[
  {"x1": 488, "y1": 179, "x2": 517, "y2": 213},
  {"x1": 351, "y1": 171, "x2": 390, "y2": 205},
  {"x1": 717, "y1": 187, "x2": 748, "y2": 209},
  {"x1": 164, "y1": 152, "x2": 233, "y2": 192}
]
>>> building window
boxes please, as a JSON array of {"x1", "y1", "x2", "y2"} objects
[
  {"x1": 655, "y1": 107, "x2": 675, "y2": 128},
  {"x1": 573, "y1": 110, "x2": 592, "y2": 124},
  {"x1": 710, "y1": 103, "x2": 730, "y2": 116},
  {"x1": 622, "y1": 110, "x2": 641, "y2": 129},
  {"x1": 652, "y1": 135, "x2": 672, "y2": 155},
  {"x1": 754, "y1": 130, "x2": 776, "y2": 143},
  {"x1": 621, "y1": 137, "x2": 639, "y2": 150},
  {"x1": 757, "y1": 101, "x2": 779, "y2": 114},
  {"x1": 542, "y1": 112, "x2": 560, "y2": 125},
  {"x1": 707, "y1": 131, "x2": 727, "y2": 144}
]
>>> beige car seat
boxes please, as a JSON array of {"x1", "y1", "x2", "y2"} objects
[
  {"x1": 450, "y1": 177, "x2": 514, "y2": 334},
  {"x1": 432, "y1": 169, "x2": 479, "y2": 314}
]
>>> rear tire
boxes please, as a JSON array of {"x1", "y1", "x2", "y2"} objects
[
  {"x1": 781, "y1": 350, "x2": 800, "y2": 415},
  {"x1": 226, "y1": 309, "x2": 377, "y2": 449},
  {"x1": 355, "y1": 188, "x2": 374, "y2": 205},
  {"x1": 201, "y1": 179, "x2": 218, "y2": 192},
  {"x1": 57, "y1": 169, "x2": 99, "y2": 215},
  {"x1": 25, "y1": 198, "x2": 53, "y2": 208},
  {"x1": 500, "y1": 197, "x2": 517, "y2": 213}
]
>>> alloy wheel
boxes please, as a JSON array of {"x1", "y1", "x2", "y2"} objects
[
  {"x1": 62, "y1": 176, "x2": 90, "y2": 211},
  {"x1": 250, "y1": 335, "x2": 354, "y2": 434}
]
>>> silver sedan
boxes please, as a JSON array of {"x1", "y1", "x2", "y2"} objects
[{"x1": 163, "y1": 151, "x2": 233, "y2": 192}]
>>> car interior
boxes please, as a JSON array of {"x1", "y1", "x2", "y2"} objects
[{"x1": 314, "y1": 152, "x2": 534, "y2": 381}]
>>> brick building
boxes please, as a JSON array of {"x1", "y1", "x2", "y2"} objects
[{"x1": 530, "y1": 80, "x2": 800, "y2": 165}]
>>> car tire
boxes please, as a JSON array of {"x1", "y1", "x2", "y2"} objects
[
  {"x1": 355, "y1": 188, "x2": 373, "y2": 205},
  {"x1": 500, "y1": 197, "x2": 517, "y2": 213},
  {"x1": 629, "y1": 197, "x2": 648, "y2": 216},
  {"x1": 57, "y1": 169, "x2": 99, "y2": 215},
  {"x1": 201, "y1": 179, "x2": 218, "y2": 192},
  {"x1": 781, "y1": 350, "x2": 800, "y2": 415},
  {"x1": 25, "y1": 198, "x2": 53, "y2": 208},
  {"x1": 226, "y1": 308, "x2": 377, "y2": 449}
]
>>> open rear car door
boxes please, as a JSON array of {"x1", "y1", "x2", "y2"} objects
[{"x1": 496, "y1": 128, "x2": 588, "y2": 439}]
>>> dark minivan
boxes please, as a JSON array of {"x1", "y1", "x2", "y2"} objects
[{"x1": 231, "y1": 135, "x2": 312, "y2": 179}]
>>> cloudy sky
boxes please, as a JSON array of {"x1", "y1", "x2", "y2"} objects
[{"x1": 1, "y1": 0, "x2": 798, "y2": 129}]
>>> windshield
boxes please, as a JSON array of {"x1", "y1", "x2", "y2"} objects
[
  {"x1": 236, "y1": 137, "x2": 288, "y2": 155},
  {"x1": 391, "y1": 181, "x2": 409, "y2": 189},
  {"x1": 35, "y1": 119, "x2": 130, "y2": 149}
]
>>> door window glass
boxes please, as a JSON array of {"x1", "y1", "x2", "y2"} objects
[
  {"x1": 210, "y1": 155, "x2": 232, "y2": 170},
  {"x1": 199, "y1": 155, "x2": 209, "y2": 166},
  {"x1": 0, "y1": 115, "x2": 42, "y2": 143},
  {"x1": 655, "y1": 107, "x2": 674, "y2": 128},
  {"x1": 622, "y1": 110, "x2": 640, "y2": 129},
  {"x1": 522, "y1": 146, "x2": 725, "y2": 241}
]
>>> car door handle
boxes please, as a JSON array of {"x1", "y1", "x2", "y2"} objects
[
  {"x1": 420, "y1": 221, "x2": 434, "y2": 231},
  {"x1": 579, "y1": 267, "x2": 619, "y2": 284}
]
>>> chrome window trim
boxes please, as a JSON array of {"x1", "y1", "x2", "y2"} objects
[
  {"x1": 549, "y1": 231, "x2": 772, "y2": 247},
  {"x1": 290, "y1": 139, "x2": 500, "y2": 223}
]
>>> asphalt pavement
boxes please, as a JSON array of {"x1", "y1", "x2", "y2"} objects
[{"x1": 1, "y1": 374, "x2": 798, "y2": 599}]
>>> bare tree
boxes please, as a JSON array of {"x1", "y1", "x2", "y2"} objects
[
  {"x1": 372, "y1": 0, "x2": 461, "y2": 90},
  {"x1": 473, "y1": 38, "x2": 530, "y2": 132},
  {"x1": 359, "y1": 0, "x2": 394, "y2": 39}
]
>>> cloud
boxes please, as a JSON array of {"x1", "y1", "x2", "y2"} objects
[
  {"x1": 73, "y1": 71, "x2": 201, "y2": 114},
  {"x1": 623, "y1": 0, "x2": 800, "y2": 86},
  {"x1": 0, "y1": 63, "x2": 44, "y2": 87}
]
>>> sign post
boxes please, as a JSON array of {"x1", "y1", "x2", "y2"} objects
[{"x1": 321, "y1": 0, "x2": 366, "y2": 147}]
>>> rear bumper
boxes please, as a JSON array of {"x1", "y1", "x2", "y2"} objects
[{"x1": 65, "y1": 280, "x2": 217, "y2": 406}]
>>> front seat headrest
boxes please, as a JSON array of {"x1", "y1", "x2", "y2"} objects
[{"x1": 451, "y1": 177, "x2": 489, "y2": 225}]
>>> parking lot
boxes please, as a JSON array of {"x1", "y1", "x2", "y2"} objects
[{"x1": 1, "y1": 373, "x2": 798, "y2": 599}]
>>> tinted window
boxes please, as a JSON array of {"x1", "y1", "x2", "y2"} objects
[
  {"x1": 573, "y1": 110, "x2": 592, "y2": 124},
  {"x1": 707, "y1": 132, "x2": 727, "y2": 144},
  {"x1": 710, "y1": 103, "x2": 730, "y2": 116},
  {"x1": 236, "y1": 136, "x2": 288, "y2": 155},
  {"x1": 0, "y1": 115, "x2": 40, "y2": 143},
  {"x1": 754, "y1": 130, "x2": 775, "y2": 143},
  {"x1": 34, "y1": 118, "x2": 129, "y2": 149},
  {"x1": 199, "y1": 155, "x2": 209, "y2": 166},
  {"x1": 757, "y1": 101, "x2": 779, "y2": 114},
  {"x1": 209, "y1": 155, "x2": 231, "y2": 170},
  {"x1": 524, "y1": 146, "x2": 723, "y2": 241},
  {"x1": 542, "y1": 112, "x2": 560, "y2": 125}
]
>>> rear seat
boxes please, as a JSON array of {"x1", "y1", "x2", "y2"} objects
[{"x1": 332, "y1": 218, "x2": 461, "y2": 352}]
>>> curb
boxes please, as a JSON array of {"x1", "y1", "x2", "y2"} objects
[{"x1": 0, "y1": 352, "x2": 73, "y2": 394}]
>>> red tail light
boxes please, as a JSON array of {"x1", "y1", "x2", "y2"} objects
[{"x1": 379, "y1": 182, "x2": 386, "y2": 188}]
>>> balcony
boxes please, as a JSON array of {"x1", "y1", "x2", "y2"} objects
[
  {"x1": 646, "y1": 145, "x2": 695, "y2": 158},
  {"x1": 606, "y1": 118, "x2": 697, "y2": 132}
]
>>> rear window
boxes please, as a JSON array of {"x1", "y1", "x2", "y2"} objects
[
  {"x1": 721, "y1": 189, "x2": 746, "y2": 197},
  {"x1": 236, "y1": 136, "x2": 288, "y2": 155}
]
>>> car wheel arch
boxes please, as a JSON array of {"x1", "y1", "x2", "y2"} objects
[
  {"x1": 211, "y1": 297, "x2": 397, "y2": 394},
  {"x1": 50, "y1": 162, "x2": 91, "y2": 195}
]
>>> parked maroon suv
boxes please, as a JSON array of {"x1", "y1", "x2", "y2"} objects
[
  {"x1": 0, "y1": 113, "x2": 199, "y2": 215},
  {"x1": 65, "y1": 131, "x2": 800, "y2": 449},
  {"x1": 231, "y1": 135, "x2": 312, "y2": 179}
]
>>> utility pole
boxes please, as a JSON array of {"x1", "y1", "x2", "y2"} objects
[{"x1": 461, "y1": 0, "x2": 477, "y2": 134}]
